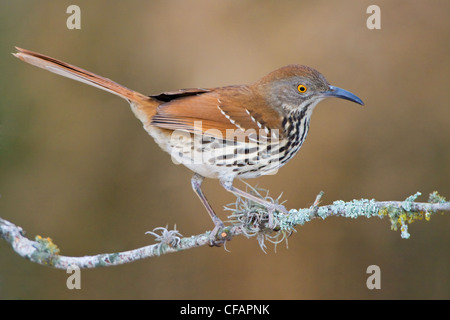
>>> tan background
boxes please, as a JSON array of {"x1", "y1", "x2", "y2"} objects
[{"x1": 0, "y1": 0, "x2": 448, "y2": 299}]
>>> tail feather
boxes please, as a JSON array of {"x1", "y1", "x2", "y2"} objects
[{"x1": 13, "y1": 47, "x2": 150, "y2": 103}]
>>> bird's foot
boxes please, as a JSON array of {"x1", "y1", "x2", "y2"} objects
[
  {"x1": 208, "y1": 221, "x2": 232, "y2": 247},
  {"x1": 264, "y1": 203, "x2": 287, "y2": 230}
]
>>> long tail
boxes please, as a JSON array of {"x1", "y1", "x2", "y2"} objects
[{"x1": 13, "y1": 47, "x2": 159, "y2": 124}]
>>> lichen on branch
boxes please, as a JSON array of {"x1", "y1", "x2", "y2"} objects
[{"x1": 0, "y1": 191, "x2": 448, "y2": 269}]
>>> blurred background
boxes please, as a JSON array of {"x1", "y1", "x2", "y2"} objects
[{"x1": 0, "y1": 0, "x2": 448, "y2": 299}]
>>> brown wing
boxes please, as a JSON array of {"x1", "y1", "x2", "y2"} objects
[{"x1": 150, "y1": 85, "x2": 284, "y2": 141}]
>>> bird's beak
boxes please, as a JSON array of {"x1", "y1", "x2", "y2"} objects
[{"x1": 322, "y1": 85, "x2": 364, "y2": 106}]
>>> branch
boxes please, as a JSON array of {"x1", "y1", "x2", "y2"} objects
[{"x1": 1, "y1": 191, "x2": 448, "y2": 269}]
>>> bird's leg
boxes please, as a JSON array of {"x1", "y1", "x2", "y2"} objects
[
  {"x1": 220, "y1": 179, "x2": 287, "y2": 229},
  {"x1": 191, "y1": 174, "x2": 227, "y2": 245}
]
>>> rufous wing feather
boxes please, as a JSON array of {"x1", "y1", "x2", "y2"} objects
[{"x1": 151, "y1": 85, "x2": 284, "y2": 141}]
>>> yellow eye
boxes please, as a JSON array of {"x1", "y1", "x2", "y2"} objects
[{"x1": 297, "y1": 84, "x2": 307, "y2": 93}]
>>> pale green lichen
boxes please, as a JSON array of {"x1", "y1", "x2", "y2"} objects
[
  {"x1": 402, "y1": 192, "x2": 421, "y2": 211},
  {"x1": 226, "y1": 188, "x2": 446, "y2": 251},
  {"x1": 429, "y1": 191, "x2": 446, "y2": 204},
  {"x1": 278, "y1": 208, "x2": 311, "y2": 229},
  {"x1": 379, "y1": 192, "x2": 440, "y2": 239},
  {"x1": 400, "y1": 218, "x2": 410, "y2": 239},
  {"x1": 34, "y1": 235, "x2": 60, "y2": 255},
  {"x1": 31, "y1": 235, "x2": 61, "y2": 267},
  {"x1": 317, "y1": 206, "x2": 329, "y2": 219},
  {"x1": 341, "y1": 198, "x2": 379, "y2": 219}
]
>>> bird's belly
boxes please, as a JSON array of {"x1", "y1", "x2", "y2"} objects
[{"x1": 146, "y1": 127, "x2": 295, "y2": 180}]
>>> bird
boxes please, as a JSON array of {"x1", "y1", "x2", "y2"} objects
[{"x1": 13, "y1": 47, "x2": 364, "y2": 245}]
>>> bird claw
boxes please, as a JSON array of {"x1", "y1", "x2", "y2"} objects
[
  {"x1": 208, "y1": 223, "x2": 232, "y2": 247},
  {"x1": 268, "y1": 203, "x2": 288, "y2": 214},
  {"x1": 264, "y1": 203, "x2": 287, "y2": 229}
]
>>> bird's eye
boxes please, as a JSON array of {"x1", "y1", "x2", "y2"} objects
[{"x1": 297, "y1": 84, "x2": 307, "y2": 93}]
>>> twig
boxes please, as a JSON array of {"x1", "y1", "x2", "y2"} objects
[{"x1": 0, "y1": 191, "x2": 448, "y2": 269}]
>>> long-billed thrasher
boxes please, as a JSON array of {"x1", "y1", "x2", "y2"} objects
[{"x1": 13, "y1": 47, "x2": 364, "y2": 244}]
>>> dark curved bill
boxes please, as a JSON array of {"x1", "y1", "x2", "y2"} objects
[{"x1": 323, "y1": 85, "x2": 364, "y2": 106}]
